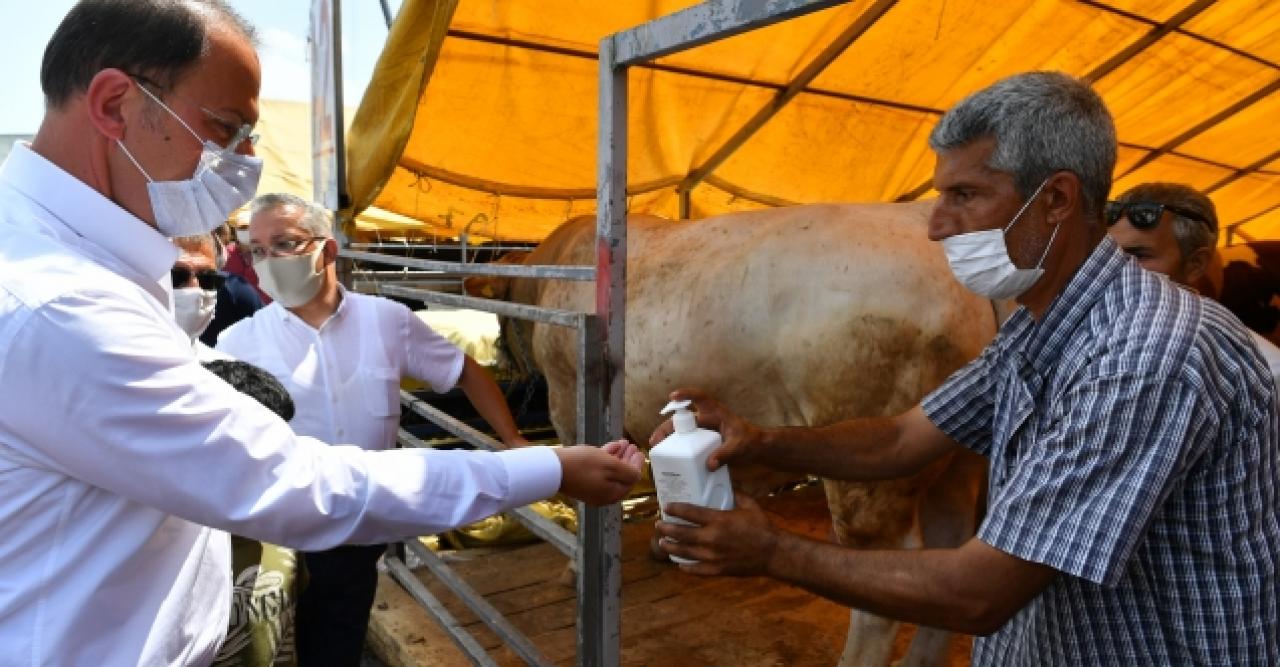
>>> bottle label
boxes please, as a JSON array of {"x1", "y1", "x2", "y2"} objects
[{"x1": 655, "y1": 471, "x2": 692, "y2": 507}]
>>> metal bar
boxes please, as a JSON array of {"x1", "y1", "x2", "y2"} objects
[
  {"x1": 331, "y1": 0, "x2": 350, "y2": 209},
  {"x1": 348, "y1": 242, "x2": 536, "y2": 252},
  {"x1": 1116, "y1": 75, "x2": 1280, "y2": 180},
  {"x1": 677, "y1": 0, "x2": 896, "y2": 207},
  {"x1": 581, "y1": 36, "x2": 629, "y2": 667},
  {"x1": 397, "y1": 427, "x2": 433, "y2": 450},
  {"x1": 1078, "y1": 0, "x2": 1279, "y2": 72},
  {"x1": 447, "y1": 27, "x2": 949, "y2": 116},
  {"x1": 384, "y1": 556, "x2": 499, "y2": 667},
  {"x1": 509, "y1": 505, "x2": 578, "y2": 558},
  {"x1": 340, "y1": 248, "x2": 595, "y2": 280},
  {"x1": 401, "y1": 155, "x2": 682, "y2": 200},
  {"x1": 573, "y1": 315, "x2": 620, "y2": 667},
  {"x1": 1205, "y1": 146, "x2": 1280, "y2": 194},
  {"x1": 400, "y1": 390, "x2": 504, "y2": 452},
  {"x1": 397, "y1": 397, "x2": 580, "y2": 557},
  {"x1": 378, "y1": 284, "x2": 586, "y2": 328},
  {"x1": 704, "y1": 175, "x2": 801, "y2": 208},
  {"x1": 613, "y1": 0, "x2": 850, "y2": 65},
  {"x1": 1080, "y1": 0, "x2": 1217, "y2": 83},
  {"x1": 379, "y1": 0, "x2": 393, "y2": 29},
  {"x1": 404, "y1": 541, "x2": 555, "y2": 667}
]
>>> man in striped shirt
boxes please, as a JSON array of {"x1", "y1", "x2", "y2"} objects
[{"x1": 651, "y1": 71, "x2": 1279, "y2": 664}]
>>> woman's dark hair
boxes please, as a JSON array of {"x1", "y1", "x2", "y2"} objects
[{"x1": 41, "y1": 0, "x2": 256, "y2": 108}]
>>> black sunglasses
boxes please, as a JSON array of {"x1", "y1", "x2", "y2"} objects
[
  {"x1": 1105, "y1": 201, "x2": 1215, "y2": 231},
  {"x1": 171, "y1": 267, "x2": 225, "y2": 291}
]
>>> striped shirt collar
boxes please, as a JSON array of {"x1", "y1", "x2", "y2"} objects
[{"x1": 1003, "y1": 236, "x2": 1127, "y2": 374}]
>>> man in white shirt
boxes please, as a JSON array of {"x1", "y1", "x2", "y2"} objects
[
  {"x1": 216, "y1": 192, "x2": 536, "y2": 663},
  {"x1": 1106, "y1": 181, "x2": 1280, "y2": 386},
  {"x1": 0, "y1": 2, "x2": 642, "y2": 665}
]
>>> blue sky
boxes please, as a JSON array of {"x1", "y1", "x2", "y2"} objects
[{"x1": 0, "y1": 0, "x2": 402, "y2": 135}]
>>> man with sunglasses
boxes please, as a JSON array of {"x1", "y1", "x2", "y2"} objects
[
  {"x1": 1106, "y1": 182, "x2": 1280, "y2": 386},
  {"x1": 0, "y1": 3, "x2": 644, "y2": 664},
  {"x1": 215, "y1": 192, "x2": 541, "y2": 664},
  {"x1": 650, "y1": 72, "x2": 1278, "y2": 665},
  {"x1": 171, "y1": 234, "x2": 231, "y2": 361}
]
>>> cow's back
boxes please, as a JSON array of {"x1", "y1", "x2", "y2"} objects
[{"x1": 514, "y1": 203, "x2": 993, "y2": 488}]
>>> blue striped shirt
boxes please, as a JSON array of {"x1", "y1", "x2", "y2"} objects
[{"x1": 923, "y1": 237, "x2": 1279, "y2": 665}]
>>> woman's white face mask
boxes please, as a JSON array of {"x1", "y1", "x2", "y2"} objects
[
  {"x1": 173, "y1": 287, "x2": 217, "y2": 342},
  {"x1": 255, "y1": 244, "x2": 327, "y2": 308},
  {"x1": 941, "y1": 177, "x2": 1060, "y2": 300}
]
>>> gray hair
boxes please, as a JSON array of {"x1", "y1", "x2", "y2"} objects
[
  {"x1": 249, "y1": 192, "x2": 334, "y2": 238},
  {"x1": 1114, "y1": 182, "x2": 1219, "y2": 260},
  {"x1": 929, "y1": 71, "x2": 1117, "y2": 220}
]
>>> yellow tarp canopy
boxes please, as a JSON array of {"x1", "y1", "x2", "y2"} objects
[
  {"x1": 255, "y1": 99, "x2": 488, "y2": 242},
  {"x1": 345, "y1": 0, "x2": 1280, "y2": 244}
]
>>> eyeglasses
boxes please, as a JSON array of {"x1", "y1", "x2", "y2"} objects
[
  {"x1": 1105, "y1": 201, "x2": 1215, "y2": 231},
  {"x1": 132, "y1": 76, "x2": 259, "y2": 152},
  {"x1": 248, "y1": 237, "x2": 327, "y2": 263},
  {"x1": 171, "y1": 266, "x2": 225, "y2": 291}
]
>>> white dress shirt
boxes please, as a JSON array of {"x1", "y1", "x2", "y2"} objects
[
  {"x1": 1249, "y1": 329, "x2": 1280, "y2": 390},
  {"x1": 216, "y1": 291, "x2": 464, "y2": 452},
  {"x1": 0, "y1": 143, "x2": 561, "y2": 666}
]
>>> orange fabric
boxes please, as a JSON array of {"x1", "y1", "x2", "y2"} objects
[{"x1": 342, "y1": 0, "x2": 1280, "y2": 243}]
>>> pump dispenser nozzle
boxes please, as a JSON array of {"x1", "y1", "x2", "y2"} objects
[{"x1": 660, "y1": 399, "x2": 697, "y2": 433}]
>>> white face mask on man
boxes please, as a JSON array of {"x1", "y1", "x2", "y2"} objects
[
  {"x1": 941, "y1": 177, "x2": 1060, "y2": 300},
  {"x1": 173, "y1": 286, "x2": 217, "y2": 342},
  {"x1": 255, "y1": 244, "x2": 327, "y2": 308},
  {"x1": 116, "y1": 81, "x2": 262, "y2": 238}
]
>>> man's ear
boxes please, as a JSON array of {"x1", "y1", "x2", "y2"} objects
[
  {"x1": 84, "y1": 68, "x2": 135, "y2": 142},
  {"x1": 1042, "y1": 171, "x2": 1081, "y2": 226},
  {"x1": 1183, "y1": 245, "x2": 1212, "y2": 286},
  {"x1": 322, "y1": 237, "x2": 339, "y2": 265}
]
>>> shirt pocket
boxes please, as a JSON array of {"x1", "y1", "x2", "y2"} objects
[{"x1": 362, "y1": 366, "x2": 403, "y2": 418}]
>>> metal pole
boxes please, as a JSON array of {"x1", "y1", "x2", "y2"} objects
[
  {"x1": 576, "y1": 34, "x2": 628, "y2": 667},
  {"x1": 332, "y1": 0, "x2": 349, "y2": 210},
  {"x1": 379, "y1": 0, "x2": 394, "y2": 29}
]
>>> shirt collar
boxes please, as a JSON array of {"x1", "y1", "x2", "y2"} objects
[
  {"x1": 273, "y1": 284, "x2": 350, "y2": 330},
  {"x1": 0, "y1": 143, "x2": 177, "y2": 287},
  {"x1": 1018, "y1": 235, "x2": 1127, "y2": 371}
]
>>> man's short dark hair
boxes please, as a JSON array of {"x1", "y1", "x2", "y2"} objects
[
  {"x1": 41, "y1": 0, "x2": 257, "y2": 109},
  {"x1": 203, "y1": 360, "x2": 294, "y2": 421},
  {"x1": 1115, "y1": 182, "x2": 1219, "y2": 259}
]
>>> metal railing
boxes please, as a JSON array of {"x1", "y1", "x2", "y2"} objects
[
  {"x1": 340, "y1": 1, "x2": 848, "y2": 664},
  {"x1": 340, "y1": 246, "x2": 615, "y2": 665}
]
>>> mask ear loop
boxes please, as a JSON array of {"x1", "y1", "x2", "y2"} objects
[
  {"x1": 116, "y1": 140, "x2": 156, "y2": 183},
  {"x1": 1003, "y1": 176, "x2": 1052, "y2": 234},
  {"x1": 134, "y1": 82, "x2": 204, "y2": 147},
  {"x1": 1033, "y1": 216, "x2": 1063, "y2": 270}
]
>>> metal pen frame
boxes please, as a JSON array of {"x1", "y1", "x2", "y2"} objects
[{"x1": 342, "y1": 1, "x2": 847, "y2": 663}]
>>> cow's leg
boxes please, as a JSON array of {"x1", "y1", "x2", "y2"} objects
[
  {"x1": 897, "y1": 451, "x2": 985, "y2": 667},
  {"x1": 824, "y1": 477, "x2": 921, "y2": 667}
]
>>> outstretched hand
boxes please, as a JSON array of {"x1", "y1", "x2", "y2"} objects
[
  {"x1": 648, "y1": 388, "x2": 763, "y2": 470},
  {"x1": 555, "y1": 440, "x2": 645, "y2": 506}
]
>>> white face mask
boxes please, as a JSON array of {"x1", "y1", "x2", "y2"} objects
[
  {"x1": 116, "y1": 83, "x2": 262, "y2": 238},
  {"x1": 173, "y1": 286, "x2": 217, "y2": 342},
  {"x1": 256, "y1": 244, "x2": 327, "y2": 308},
  {"x1": 941, "y1": 178, "x2": 1060, "y2": 300},
  {"x1": 234, "y1": 228, "x2": 252, "y2": 246}
]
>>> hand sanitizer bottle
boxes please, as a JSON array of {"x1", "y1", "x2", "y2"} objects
[{"x1": 650, "y1": 399, "x2": 734, "y2": 564}]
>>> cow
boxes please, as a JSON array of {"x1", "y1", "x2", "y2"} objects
[{"x1": 467, "y1": 201, "x2": 997, "y2": 666}]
